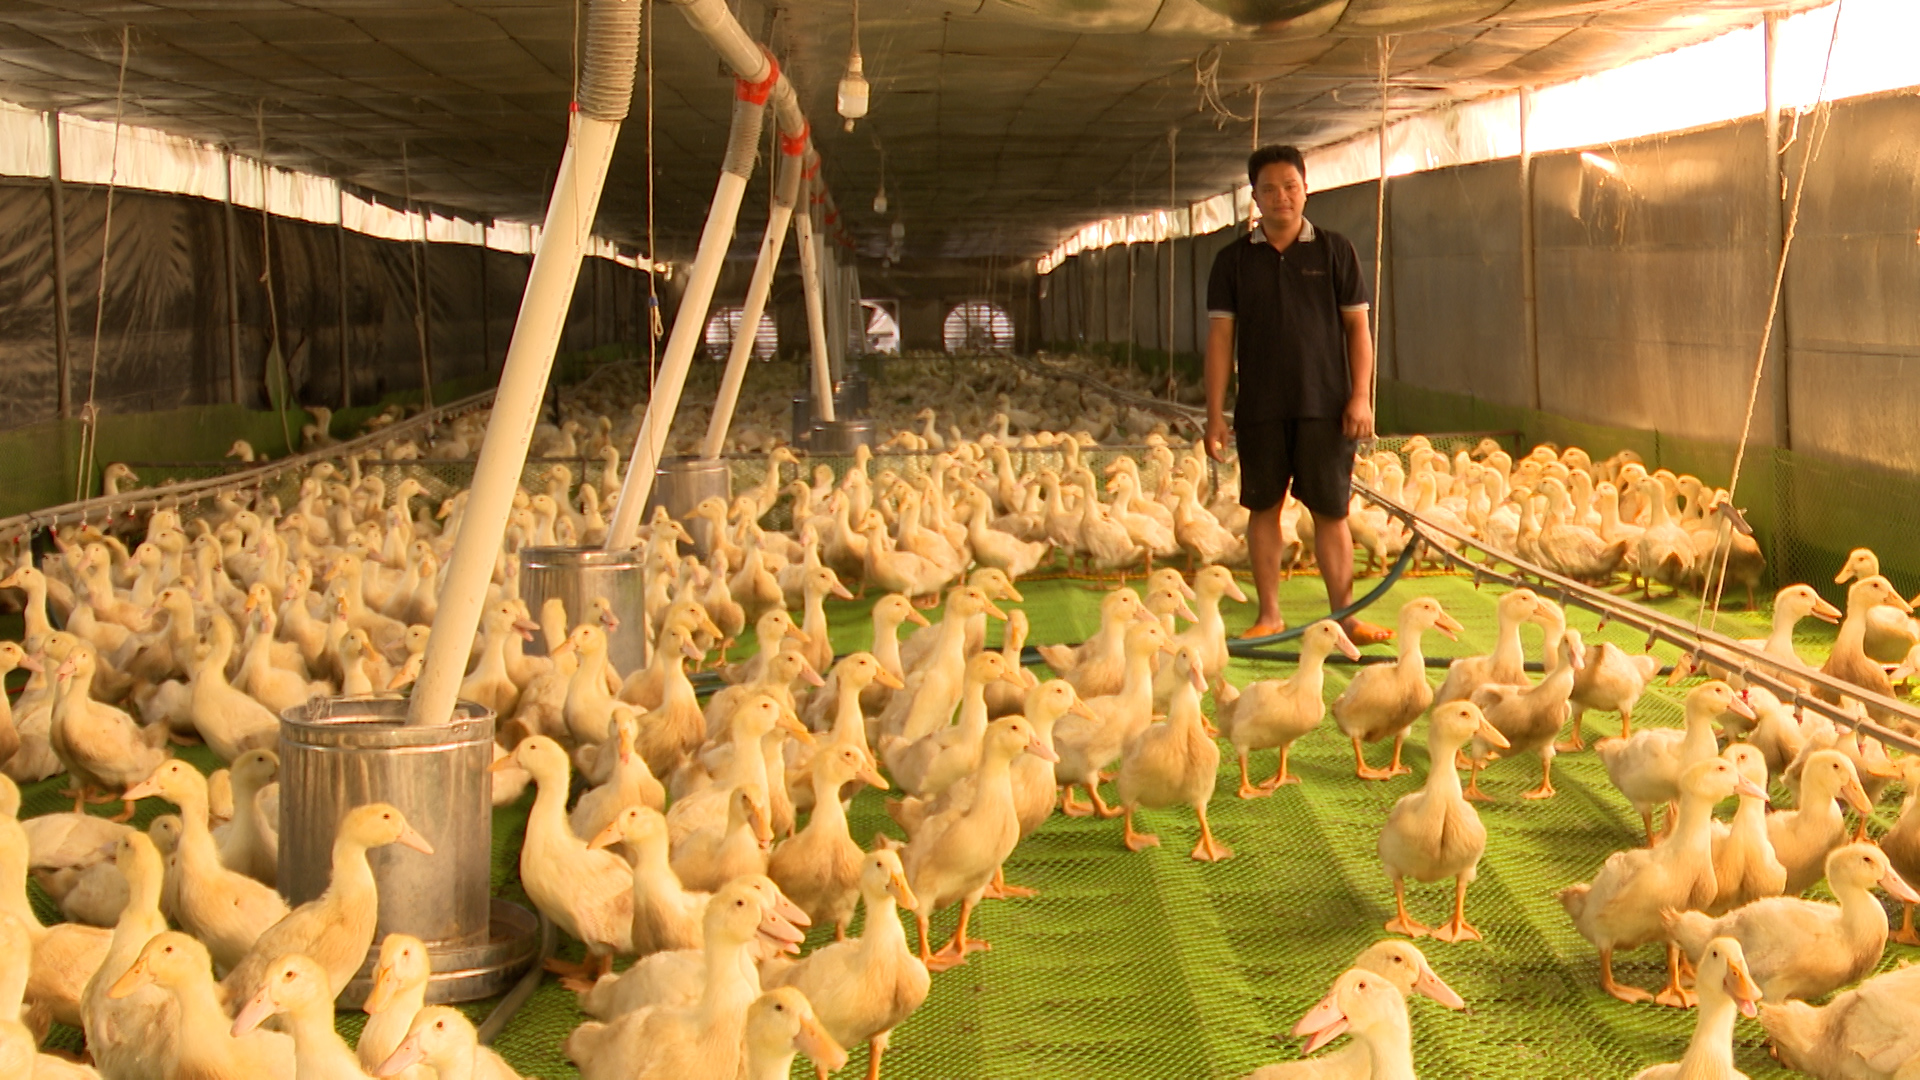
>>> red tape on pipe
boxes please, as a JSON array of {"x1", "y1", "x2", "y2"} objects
[{"x1": 734, "y1": 50, "x2": 780, "y2": 105}]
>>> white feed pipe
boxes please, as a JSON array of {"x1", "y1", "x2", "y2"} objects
[
  {"x1": 604, "y1": 63, "x2": 773, "y2": 549},
  {"x1": 701, "y1": 127, "x2": 806, "y2": 460},
  {"x1": 408, "y1": 0, "x2": 640, "y2": 727},
  {"x1": 795, "y1": 156, "x2": 837, "y2": 425}
]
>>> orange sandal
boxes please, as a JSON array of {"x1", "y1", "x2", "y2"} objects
[{"x1": 1238, "y1": 621, "x2": 1287, "y2": 640}]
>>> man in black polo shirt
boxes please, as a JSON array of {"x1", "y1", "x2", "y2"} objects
[{"x1": 1203, "y1": 144, "x2": 1390, "y2": 647}]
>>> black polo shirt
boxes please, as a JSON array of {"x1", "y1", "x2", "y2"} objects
[{"x1": 1206, "y1": 218, "x2": 1370, "y2": 424}]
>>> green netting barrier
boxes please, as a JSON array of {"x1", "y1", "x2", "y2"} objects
[{"x1": 20, "y1": 566, "x2": 1911, "y2": 1079}]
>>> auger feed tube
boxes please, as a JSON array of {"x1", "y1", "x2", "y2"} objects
[
  {"x1": 605, "y1": 61, "x2": 772, "y2": 549},
  {"x1": 407, "y1": 0, "x2": 639, "y2": 727},
  {"x1": 701, "y1": 125, "x2": 805, "y2": 460},
  {"x1": 796, "y1": 155, "x2": 837, "y2": 425}
]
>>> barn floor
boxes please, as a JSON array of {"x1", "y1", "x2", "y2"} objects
[{"x1": 24, "y1": 567, "x2": 1901, "y2": 1079}]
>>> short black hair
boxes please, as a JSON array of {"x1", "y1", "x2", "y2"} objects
[{"x1": 1247, "y1": 145, "x2": 1306, "y2": 188}]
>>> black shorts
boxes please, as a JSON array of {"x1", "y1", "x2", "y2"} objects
[{"x1": 1236, "y1": 417, "x2": 1356, "y2": 518}]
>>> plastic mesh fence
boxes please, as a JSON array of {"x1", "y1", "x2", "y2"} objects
[{"x1": 20, "y1": 569, "x2": 1906, "y2": 1079}]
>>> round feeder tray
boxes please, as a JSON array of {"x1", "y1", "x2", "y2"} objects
[{"x1": 337, "y1": 898, "x2": 542, "y2": 1008}]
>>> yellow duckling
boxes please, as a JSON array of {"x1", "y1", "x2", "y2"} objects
[
  {"x1": 50, "y1": 643, "x2": 170, "y2": 819},
  {"x1": 1629, "y1": 937, "x2": 1762, "y2": 1080},
  {"x1": 769, "y1": 744, "x2": 891, "y2": 938},
  {"x1": 1707, "y1": 744, "x2": 1787, "y2": 916},
  {"x1": 231, "y1": 953, "x2": 376, "y2": 1079},
  {"x1": 587, "y1": 806, "x2": 709, "y2": 957},
  {"x1": 1770, "y1": 748, "x2": 1874, "y2": 896},
  {"x1": 1464, "y1": 628, "x2": 1585, "y2": 801},
  {"x1": 1216, "y1": 620, "x2": 1358, "y2": 797},
  {"x1": 1819, "y1": 575, "x2": 1912, "y2": 720},
  {"x1": 107, "y1": 932, "x2": 293, "y2": 1079},
  {"x1": 739, "y1": 988, "x2": 848, "y2": 1080},
  {"x1": 1379, "y1": 702, "x2": 1508, "y2": 943},
  {"x1": 1597, "y1": 681, "x2": 1749, "y2": 846},
  {"x1": 574, "y1": 875, "x2": 807, "y2": 1021},
  {"x1": 1240, "y1": 940, "x2": 1464, "y2": 1078},
  {"x1": 1116, "y1": 645, "x2": 1230, "y2": 861},
  {"x1": 220, "y1": 802, "x2": 433, "y2": 1006},
  {"x1": 765, "y1": 849, "x2": 927, "y2": 1080},
  {"x1": 1669, "y1": 843, "x2": 1920, "y2": 1003},
  {"x1": 373, "y1": 1005, "x2": 526, "y2": 1080},
  {"x1": 1332, "y1": 598, "x2": 1462, "y2": 781},
  {"x1": 1759, "y1": 962, "x2": 1920, "y2": 1078},
  {"x1": 563, "y1": 879, "x2": 806, "y2": 1080},
  {"x1": 882, "y1": 651, "x2": 1031, "y2": 800},
  {"x1": 1433, "y1": 588, "x2": 1544, "y2": 708},
  {"x1": 358, "y1": 934, "x2": 432, "y2": 1080},
  {"x1": 1259, "y1": 967, "x2": 1421, "y2": 1079},
  {"x1": 670, "y1": 786, "x2": 773, "y2": 895},
  {"x1": 491, "y1": 736, "x2": 633, "y2": 982},
  {"x1": 78, "y1": 831, "x2": 173, "y2": 1080},
  {"x1": 1052, "y1": 622, "x2": 1174, "y2": 817},
  {"x1": 1558, "y1": 757, "x2": 1758, "y2": 1007},
  {"x1": 213, "y1": 748, "x2": 279, "y2": 887},
  {"x1": 900, "y1": 716, "x2": 1055, "y2": 971},
  {"x1": 1833, "y1": 548, "x2": 1920, "y2": 663},
  {"x1": 1033, "y1": 587, "x2": 1149, "y2": 700},
  {"x1": 569, "y1": 710, "x2": 666, "y2": 843}
]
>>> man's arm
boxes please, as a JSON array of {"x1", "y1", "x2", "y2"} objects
[
  {"x1": 1341, "y1": 308, "x2": 1375, "y2": 441},
  {"x1": 1204, "y1": 316, "x2": 1234, "y2": 461}
]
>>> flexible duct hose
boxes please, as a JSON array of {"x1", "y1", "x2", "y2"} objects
[
  {"x1": 724, "y1": 59, "x2": 777, "y2": 178},
  {"x1": 577, "y1": 0, "x2": 641, "y2": 122}
]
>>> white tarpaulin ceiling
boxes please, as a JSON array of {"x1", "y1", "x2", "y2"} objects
[{"x1": 0, "y1": 0, "x2": 1832, "y2": 262}]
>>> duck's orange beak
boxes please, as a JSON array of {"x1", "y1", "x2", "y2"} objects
[
  {"x1": 904, "y1": 607, "x2": 932, "y2": 628},
  {"x1": 1292, "y1": 989, "x2": 1350, "y2": 1055},
  {"x1": 795, "y1": 1010, "x2": 849, "y2": 1073},
  {"x1": 106, "y1": 956, "x2": 151, "y2": 1000},
  {"x1": 395, "y1": 825, "x2": 435, "y2": 856},
  {"x1": 873, "y1": 667, "x2": 905, "y2": 690},
  {"x1": 1413, "y1": 963, "x2": 1465, "y2": 1009},
  {"x1": 362, "y1": 961, "x2": 403, "y2": 1014},
  {"x1": 1725, "y1": 954, "x2": 1763, "y2": 1018}
]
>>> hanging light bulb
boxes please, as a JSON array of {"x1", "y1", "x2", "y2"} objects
[
  {"x1": 890, "y1": 220, "x2": 905, "y2": 242},
  {"x1": 837, "y1": 0, "x2": 869, "y2": 124},
  {"x1": 873, "y1": 186, "x2": 888, "y2": 214}
]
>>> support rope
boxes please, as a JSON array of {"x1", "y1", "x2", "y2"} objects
[
  {"x1": 1367, "y1": 35, "x2": 1391, "y2": 454},
  {"x1": 1694, "y1": 0, "x2": 1843, "y2": 635},
  {"x1": 73, "y1": 27, "x2": 131, "y2": 505},
  {"x1": 259, "y1": 103, "x2": 295, "y2": 453}
]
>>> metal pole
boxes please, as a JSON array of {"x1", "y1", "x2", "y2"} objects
[
  {"x1": 793, "y1": 163, "x2": 837, "y2": 425},
  {"x1": 337, "y1": 185, "x2": 351, "y2": 409},
  {"x1": 1764, "y1": 13, "x2": 1790, "y2": 452},
  {"x1": 702, "y1": 134, "x2": 803, "y2": 460},
  {"x1": 1519, "y1": 87, "x2": 1540, "y2": 413},
  {"x1": 479, "y1": 222, "x2": 492, "y2": 374},
  {"x1": 46, "y1": 113, "x2": 71, "y2": 420},
  {"x1": 605, "y1": 73, "x2": 772, "y2": 550},
  {"x1": 223, "y1": 149, "x2": 244, "y2": 404}
]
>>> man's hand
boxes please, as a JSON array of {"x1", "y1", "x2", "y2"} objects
[
  {"x1": 1342, "y1": 396, "x2": 1375, "y2": 441},
  {"x1": 1204, "y1": 413, "x2": 1230, "y2": 462}
]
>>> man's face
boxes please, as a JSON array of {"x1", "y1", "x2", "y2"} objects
[{"x1": 1253, "y1": 161, "x2": 1307, "y2": 230}]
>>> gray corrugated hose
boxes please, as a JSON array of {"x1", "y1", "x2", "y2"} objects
[{"x1": 577, "y1": 0, "x2": 641, "y2": 122}]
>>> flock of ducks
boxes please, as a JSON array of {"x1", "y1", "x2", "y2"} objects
[{"x1": 0, "y1": 353, "x2": 1917, "y2": 1079}]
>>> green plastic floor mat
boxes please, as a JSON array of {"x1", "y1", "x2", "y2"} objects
[{"x1": 20, "y1": 568, "x2": 1909, "y2": 1079}]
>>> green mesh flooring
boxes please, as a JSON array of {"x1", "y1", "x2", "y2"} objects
[{"x1": 19, "y1": 568, "x2": 1914, "y2": 1079}]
